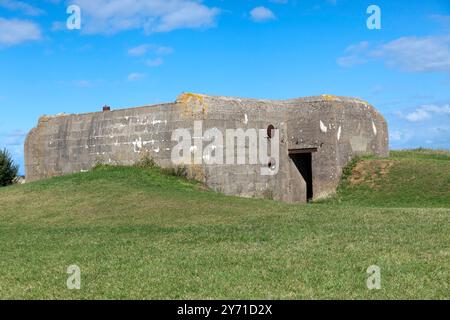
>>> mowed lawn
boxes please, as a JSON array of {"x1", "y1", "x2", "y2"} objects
[{"x1": 0, "y1": 150, "x2": 449, "y2": 299}]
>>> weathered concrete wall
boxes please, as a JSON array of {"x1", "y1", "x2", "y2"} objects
[{"x1": 25, "y1": 93, "x2": 389, "y2": 203}]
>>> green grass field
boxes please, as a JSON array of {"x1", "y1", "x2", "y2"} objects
[{"x1": 0, "y1": 150, "x2": 449, "y2": 299}]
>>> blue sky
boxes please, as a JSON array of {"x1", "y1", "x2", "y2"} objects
[{"x1": 1, "y1": 0, "x2": 450, "y2": 173}]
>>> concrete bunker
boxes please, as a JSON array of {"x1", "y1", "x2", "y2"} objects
[{"x1": 24, "y1": 93, "x2": 389, "y2": 203}]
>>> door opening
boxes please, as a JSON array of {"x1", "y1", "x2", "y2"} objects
[{"x1": 289, "y1": 152, "x2": 313, "y2": 202}]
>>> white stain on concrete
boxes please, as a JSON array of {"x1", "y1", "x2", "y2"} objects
[
  {"x1": 337, "y1": 126, "x2": 342, "y2": 141},
  {"x1": 320, "y1": 120, "x2": 328, "y2": 133},
  {"x1": 151, "y1": 119, "x2": 167, "y2": 125},
  {"x1": 132, "y1": 137, "x2": 143, "y2": 152},
  {"x1": 142, "y1": 139, "x2": 156, "y2": 146},
  {"x1": 372, "y1": 121, "x2": 377, "y2": 136}
]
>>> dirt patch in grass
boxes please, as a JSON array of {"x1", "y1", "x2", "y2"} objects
[{"x1": 348, "y1": 159, "x2": 396, "y2": 189}]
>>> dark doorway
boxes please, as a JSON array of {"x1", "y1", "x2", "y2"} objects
[{"x1": 289, "y1": 151, "x2": 313, "y2": 202}]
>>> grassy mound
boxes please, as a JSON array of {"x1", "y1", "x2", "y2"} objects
[
  {"x1": 332, "y1": 149, "x2": 450, "y2": 207},
  {"x1": 0, "y1": 151, "x2": 448, "y2": 299}
]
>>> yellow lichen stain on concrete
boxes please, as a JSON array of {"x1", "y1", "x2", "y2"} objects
[
  {"x1": 321, "y1": 94, "x2": 340, "y2": 102},
  {"x1": 38, "y1": 113, "x2": 68, "y2": 124},
  {"x1": 322, "y1": 95, "x2": 371, "y2": 107},
  {"x1": 177, "y1": 93, "x2": 208, "y2": 118},
  {"x1": 39, "y1": 115, "x2": 56, "y2": 123},
  {"x1": 354, "y1": 98, "x2": 370, "y2": 106}
]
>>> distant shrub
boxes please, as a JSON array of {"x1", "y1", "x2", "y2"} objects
[
  {"x1": 161, "y1": 166, "x2": 188, "y2": 178},
  {"x1": 135, "y1": 154, "x2": 156, "y2": 169},
  {"x1": 92, "y1": 161, "x2": 113, "y2": 171},
  {"x1": 0, "y1": 149, "x2": 19, "y2": 187},
  {"x1": 134, "y1": 153, "x2": 188, "y2": 178}
]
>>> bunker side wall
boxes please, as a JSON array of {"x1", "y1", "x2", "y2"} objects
[
  {"x1": 25, "y1": 103, "x2": 180, "y2": 181},
  {"x1": 25, "y1": 96, "x2": 292, "y2": 200}
]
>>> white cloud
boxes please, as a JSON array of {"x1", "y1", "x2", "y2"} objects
[
  {"x1": 2, "y1": 129, "x2": 27, "y2": 146},
  {"x1": 127, "y1": 72, "x2": 147, "y2": 81},
  {"x1": 378, "y1": 36, "x2": 450, "y2": 73},
  {"x1": 155, "y1": 2, "x2": 220, "y2": 32},
  {"x1": 128, "y1": 44, "x2": 151, "y2": 57},
  {"x1": 70, "y1": 0, "x2": 220, "y2": 35},
  {"x1": 389, "y1": 130, "x2": 412, "y2": 143},
  {"x1": 250, "y1": 6, "x2": 276, "y2": 22},
  {"x1": 128, "y1": 44, "x2": 173, "y2": 57},
  {"x1": 0, "y1": 0, "x2": 44, "y2": 16},
  {"x1": 51, "y1": 21, "x2": 66, "y2": 32},
  {"x1": 338, "y1": 36, "x2": 450, "y2": 73},
  {"x1": 155, "y1": 46, "x2": 174, "y2": 55},
  {"x1": 0, "y1": 129, "x2": 27, "y2": 171},
  {"x1": 72, "y1": 80, "x2": 92, "y2": 87},
  {"x1": 398, "y1": 104, "x2": 450, "y2": 122},
  {"x1": 337, "y1": 41, "x2": 369, "y2": 67},
  {"x1": 390, "y1": 102, "x2": 450, "y2": 149},
  {"x1": 405, "y1": 109, "x2": 431, "y2": 122},
  {"x1": 0, "y1": 18, "x2": 42, "y2": 46},
  {"x1": 145, "y1": 57, "x2": 164, "y2": 67},
  {"x1": 421, "y1": 104, "x2": 450, "y2": 114}
]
